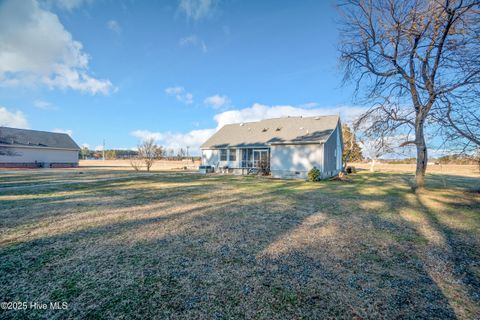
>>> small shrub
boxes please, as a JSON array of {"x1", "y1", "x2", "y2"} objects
[
  {"x1": 308, "y1": 167, "x2": 321, "y2": 182},
  {"x1": 346, "y1": 166, "x2": 356, "y2": 174},
  {"x1": 259, "y1": 160, "x2": 270, "y2": 175},
  {"x1": 130, "y1": 158, "x2": 142, "y2": 171}
]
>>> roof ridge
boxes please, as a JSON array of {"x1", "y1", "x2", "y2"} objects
[
  {"x1": 222, "y1": 115, "x2": 339, "y2": 126},
  {"x1": 0, "y1": 126, "x2": 70, "y2": 136}
]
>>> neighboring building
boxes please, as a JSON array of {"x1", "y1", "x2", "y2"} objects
[
  {"x1": 200, "y1": 115, "x2": 343, "y2": 179},
  {"x1": 0, "y1": 127, "x2": 80, "y2": 168}
]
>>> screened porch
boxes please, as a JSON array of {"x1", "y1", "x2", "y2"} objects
[{"x1": 239, "y1": 148, "x2": 270, "y2": 169}]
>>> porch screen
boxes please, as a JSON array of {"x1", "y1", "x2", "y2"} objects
[
  {"x1": 229, "y1": 149, "x2": 237, "y2": 161},
  {"x1": 220, "y1": 149, "x2": 227, "y2": 161}
]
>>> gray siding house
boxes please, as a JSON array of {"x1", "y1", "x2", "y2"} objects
[
  {"x1": 0, "y1": 127, "x2": 80, "y2": 168},
  {"x1": 200, "y1": 115, "x2": 343, "y2": 179}
]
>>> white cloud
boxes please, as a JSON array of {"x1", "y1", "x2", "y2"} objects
[
  {"x1": 0, "y1": 107, "x2": 29, "y2": 128},
  {"x1": 165, "y1": 86, "x2": 194, "y2": 104},
  {"x1": 299, "y1": 102, "x2": 319, "y2": 108},
  {"x1": 94, "y1": 145, "x2": 104, "y2": 151},
  {"x1": 33, "y1": 99, "x2": 56, "y2": 110},
  {"x1": 52, "y1": 128, "x2": 73, "y2": 136},
  {"x1": 81, "y1": 143, "x2": 89, "y2": 148},
  {"x1": 130, "y1": 103, "x2": 368, "y2": 155},
  {"x1": 427, "y1": 147, "x2": 454, "y2": 159},
  {"x1": 179, "y1": 35, "x2": 207, "y2": 53},
  {"x1": 181, "y1": 93, "x2": 194, "y2": 105},
  {"x1": 131, "y1": 128, "x2": 215, "y2": 155},
  {"x1": 213, "y1": 103, "x2": 367, "y2": 128},
  {"x1": 165, "y1": 86, "x2": 184, "y2": 95},
  {"x1": 47, "y1": 0, "x2": 93, "y2": 11},
  {"x1": 107, "y1": 20, "x2": 121, "y2": 34},
  {"x1": 204, "y1": 94, "x2": 230, "y2": 109},
  {"x1": 178, "y1": 0, "x2": 217, "y2": 21},
  {"x1": 0, "y1": 0, "x2": 113, "y2": 94},
  {"x1": 130, "y1": 130, "x2": 161, "y2": 141}
]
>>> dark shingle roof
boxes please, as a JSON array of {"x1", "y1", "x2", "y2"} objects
[
  {"x1": 0, "y1": 127, "x2": 80, "y2": 150},
  {"x1": 201, "y1": 115, "x2": 340, "y2": 149}
]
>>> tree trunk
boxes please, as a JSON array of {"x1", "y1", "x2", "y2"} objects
[
  {"x1": 370, "y1": 159, "x2": 376, "y2": 172},
  {"x1": 415, "y1": 119, "x2": 428, "y2": 189}
]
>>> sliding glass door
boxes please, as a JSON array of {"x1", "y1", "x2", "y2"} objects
[{"x1": 253, "y1": 150, "x2": 268, "y2": 168}]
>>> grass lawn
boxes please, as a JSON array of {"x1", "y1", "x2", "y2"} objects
[{"x1": 0, "y1": 169, "x2": 479, "y2": 319}]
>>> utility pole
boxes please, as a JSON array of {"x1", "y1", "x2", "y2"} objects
[
  {"x1": 186, "y1": 146, "x2": 189, "y2": 158},
  {"x1": 102, "y1": 139, "x2": 105, "y2": 161}
]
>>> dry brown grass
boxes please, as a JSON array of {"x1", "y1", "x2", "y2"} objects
[
  {"x1": 351, "y1": 163, "x2": 480, "y2": 177},
  {"x1": 79, "y1": 159, "x2": 201, "y2": 171},
  {"x1": 0, "y1": 169, "x2": 479, "y2": 319}
]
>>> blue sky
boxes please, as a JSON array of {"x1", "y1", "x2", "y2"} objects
[{"x1": 0, "y1": 0, "x2": 364, "y2": 154}]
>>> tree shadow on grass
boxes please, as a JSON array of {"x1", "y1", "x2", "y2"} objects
[
  {"x1": 414, "y1": 193, "x2": 480, "y2": 308},
  {"x1": 1, "y1": 171, "x2": 477, "y2": 318},
  {"x1": 0, "y1": 174, "x2": 237, "y2": 231},
  {"x1": 235, "y1": 172, "x2": 478, "y2": 318}
]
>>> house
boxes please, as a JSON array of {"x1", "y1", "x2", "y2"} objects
[
  {"x1": 200, "y1": 115, "x2": 343, "y2": 179},
  {"x1": 0, "y1": 127, "x2": 80, "y2": 168}
]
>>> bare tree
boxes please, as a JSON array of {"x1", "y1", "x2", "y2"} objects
[
  {"x1": 157, "y1": 146, "x2": 165, "y2": 159},
  {"x1": 359, "y1": 134, "x2": 396, "y2": 171},
  {"x1": 129, "y1": 157, "x2": 143, "y2": 171},
  {"x1": 81, "y1": 146, "x2": 89, "y2": 160},
  {"x1": 438, "y1": 96, "x2": 480, "y2": 153},
  {"x1": 177, "y1": 148, "x2": 186, "y2": 159},
  {"x1": 339, "y1": 0, "x2": 480, "y2": 189},
  {"x1": 477, "y1": 148, "x2": 480, "y2": 172},
  {"x1": 105, "y1": 150, "x2": 117, "y2": 160},
  {"x1": 137, "y1": 138, "x2": 162, "y2": 172},
  {"x1": 342, "y1": 123, "x2": 364, "y2": 170}
]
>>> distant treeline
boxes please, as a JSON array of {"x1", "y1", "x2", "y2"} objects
[
  {"x1": 79, "y1": 148, "x2": 200, "y2": 161},
  {"x1": 379, "y1": 154, "x2": 479, "y2": 165}
]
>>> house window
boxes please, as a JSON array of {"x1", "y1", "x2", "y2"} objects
[
  {"x1": 229, "y1": 149, "x2": 237, "y2": 161},
  {"x1": 220, "y1": 149, "x2": 227, "y2": 161}
]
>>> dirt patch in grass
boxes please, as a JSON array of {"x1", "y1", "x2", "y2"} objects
[{"x1": 0, "y1": 170, "x2": 479, "y2": 319}]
